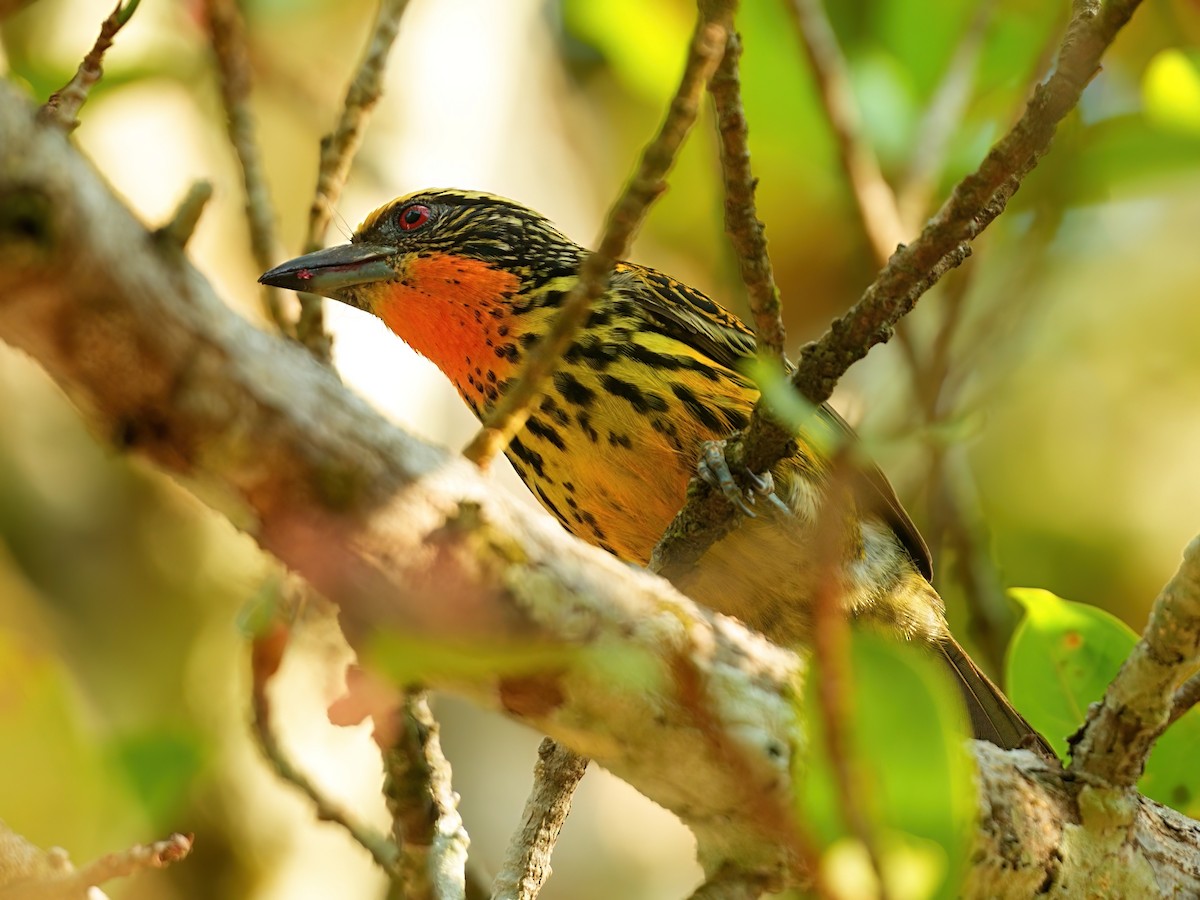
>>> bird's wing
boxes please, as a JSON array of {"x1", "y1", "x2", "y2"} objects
[
  {"x1": 816, "y1": 405, "x2": 933, "y2": 580},
  {"x1": 613, "y1": 262, "x2": 934, "y2": 581},
  {"x1": 614, "y1": 264, "x2": 759, "y2": 372}
]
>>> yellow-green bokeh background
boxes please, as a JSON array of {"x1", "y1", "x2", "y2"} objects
[{"x1": 2, "y1": 0, "x2": 1199, "y2": 896}]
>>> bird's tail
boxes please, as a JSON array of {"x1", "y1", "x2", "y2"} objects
[{"x1": 938, "y1": 635, "x2": 1056, "y2": 758}]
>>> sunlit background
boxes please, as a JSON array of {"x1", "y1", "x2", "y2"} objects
[{"x1": 2, "y1": 0, "x2": 1199, "y2": 896}]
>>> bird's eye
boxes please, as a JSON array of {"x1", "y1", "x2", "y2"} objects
[{"x1": 397, "y1": 203, "x2": 431, "y2": 232}]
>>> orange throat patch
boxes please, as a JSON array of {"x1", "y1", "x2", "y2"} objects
[{"x1": 372, "y1": 252, "x2": 525, "y2": 403}]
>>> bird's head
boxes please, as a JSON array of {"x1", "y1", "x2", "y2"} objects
[{"x1": 260, "y1": 189, "x2": 584, "y2": 405}]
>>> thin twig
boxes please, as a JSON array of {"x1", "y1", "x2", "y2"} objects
[
  {"x1": 1070, "y1": 535, "x2": 1200, "y2": 789},
  {"x1": 652, "y1": 0, "x2": 1145, "y2": 580},
  {"x1": 490, "y1": 739, "x2": 589, "y2": 900},
  {"x1": 808, "y1": 456, "x2": 890, "y2": 899},
  {"x1": 37, "y1": 0, "x2": 140, "y2": 131},
  {"x1": 249, "y1": 621, "x2": 401, "y2": 876},
  {"x1": 708, "y1": 28, "x2": 786, "y2": 362},
  {"x1": 784, "y1": 0, "x2": 905, "y2": 267},
  {"x1": 897, "y1": 2, "x2": 994, "y2": 226},
  {"x1": 74, "y1": 833, "x2": 194, "y2": 886},
  {"x1": 296, "y1": 0, "x2": 413, "y2": 360},
  {"x1": 381, "y1": 690, "x2": 470, "y2": 900},
  {"x1": 204, "y1": 0, "x2": 289, "y2": 333},
  {"x1": 461, "y1": 4, "x2": 734, "y2": 467},
  {"x1": 155, "y1": 180, "x2": 214, "y2": 249},
  {"x1": 1168, "y1": 669, "x2": 1200, "y2": 729}
]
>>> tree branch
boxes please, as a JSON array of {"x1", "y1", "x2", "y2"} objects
[
  {"x1": 37, "y1": 0, "x2": 140, "y2": 132},
  {"x1": 1070, "y1": 538, "x2": 1200, "y2": 789},
  {"x1": 382, "y1": 691, "x2": 470, "y2": 900},
  {"x1": 462, "y1": 2, "x2": 734, "y2": 467},
  {"x1": 249, "y1": 620, "x2": 401, "y2": 876},
  {"x1": 784, "y1": 0, "x2": 906, "y2": 267},
  {"x1": 204, "y1": 0, "x2": 289, "y2": 333},
  {"x1": 490, "y1": 739, "x2": 589, "y2": 900},
  {"x1": 708, "y1": 27, "x2": 786, "y2": 362},
  {"x1": 297, "y1": 0, "x2": 413, "y2": 359},
  {"x1": 651, "y1": 0, "x2": 1145, "y2": 580}
]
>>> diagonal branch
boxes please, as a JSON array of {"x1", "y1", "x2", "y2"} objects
[
  {"x1": 652, "y1": 0, "x2": 1145, "y2": 579},
  {"x1": 38, "y1": 0, "x2": 140, "y2": 131},
  {"x1": 784, "y1": 0, "x2": 906, "y2": 266},
  {"x1": 462, "y1": 1, "x2": 735, "y2": 467},
  {"x1": 1070, "y1": 537, "x2": 1200, "y2": 789},
  {"x1": 204, "y1": 0, "x2": 289, "y2": 332},
  {"x1": 490, "y1": 739, "x2": 589, "y2": 900},
  {"x1": 296, "y1": 0, "x2": 413, "y2": 359}
]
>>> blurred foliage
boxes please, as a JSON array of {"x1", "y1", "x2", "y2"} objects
[
  {"x1": 1, "y1": 0, "x2": 1199, "y2": 897},
  {"x1": 798, "y1": 633, "x2": 974, "y2": 900}
]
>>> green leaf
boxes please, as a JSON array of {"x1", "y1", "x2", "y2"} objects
[
  {"x1": 1007, "y1": 588, "x2": 1200, "y2": 815},
  {"x1": 796, "y1": 632, "x2": 976, "y2": 900},
  {"x1": 1140, "y1": 703, "x2": 1200, "y2": 818},
  {"x1": 1005, "y1": 588, "x2": 1136, "y2": 759}
]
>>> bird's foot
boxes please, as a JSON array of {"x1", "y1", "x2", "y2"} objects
[{"x1": 697, "y1": 440, "x2": 791, "y2": 518}]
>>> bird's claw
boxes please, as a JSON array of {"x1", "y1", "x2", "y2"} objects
[
  {"x1": 696, "y1": 440, "x2": 789, "y2": 518},
  {"x1": 744, "y1": 469, "x2": 792, "y2": 517}
]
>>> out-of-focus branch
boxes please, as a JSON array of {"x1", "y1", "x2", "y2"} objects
[
  {"x1": 784, "y1": 0, "x2": 905, "y2": 267},
  {"x1": 296, "y1": 0, "x2": 413, "y2": 359},
  {"x1": 204, "y1": 0, "x2": 289, "y2": 332},
  {"x1": 381, "y1": 691, "x2": 470, "y2": 900},
  {"x1": 490, "y1": 739, "x2": 589, "y2": 900},
  {"x1": 708, "y1": 28, "x2": 786, "y2": 362},
  {"x1": 37, "y1": 0, "x2": 140, "y2": 131},
  {"x1": 1168, "y1": 671, "x2": 1200, "y2": 728},
  {"x1": 462, "y1": 2, "x2": 735, "y2": 467},
  {"x1": 249, "y1": 621, "x2": 401, "y2": 877},
  {"x1": 0, "y1": 822, "x2": 192, "y2": 900},
  {"x1": 156, "y1": 180, "x2": 214, "y2": 250},
  {"x1": 1070, "y1": 537, "x2": 1200, "y2": 789},
  {"x1": 808, "y1": 459, "x2": 888, "y2": 899},
  {"x1": 897, "y1": 2, "x2": 994, "y2": 226},
  {"x1": 652, "y1": 0, "x2": 1146, "y2": 581}
]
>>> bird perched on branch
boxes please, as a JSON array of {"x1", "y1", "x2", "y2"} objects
[{"x1": 261, "y1": 188, "x2": 1048, "y2": 753}]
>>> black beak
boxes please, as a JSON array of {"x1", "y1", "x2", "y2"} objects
[{"x1": 258, "y1": 243, "x2": 397, "y2": 304}]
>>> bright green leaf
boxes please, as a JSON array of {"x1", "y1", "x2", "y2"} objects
[
  {"x1": 1007, "y1": 588, "x2": 1200, "y2": 815},
  {"x1": 1005, "y1": 587, "x2": 1136, "y2": 758},
  {"x1": 1140, "y1": 704, "x2": 1200, "y2": 818}
]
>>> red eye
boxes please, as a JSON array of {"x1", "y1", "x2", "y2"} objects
[{"x1": 397, "y1": 203, "x2": 431, "y2": 231}]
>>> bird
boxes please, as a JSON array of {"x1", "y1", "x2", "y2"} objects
[{"x1": 260, "y1": 188, "x2": 1050, "y2": 754}]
